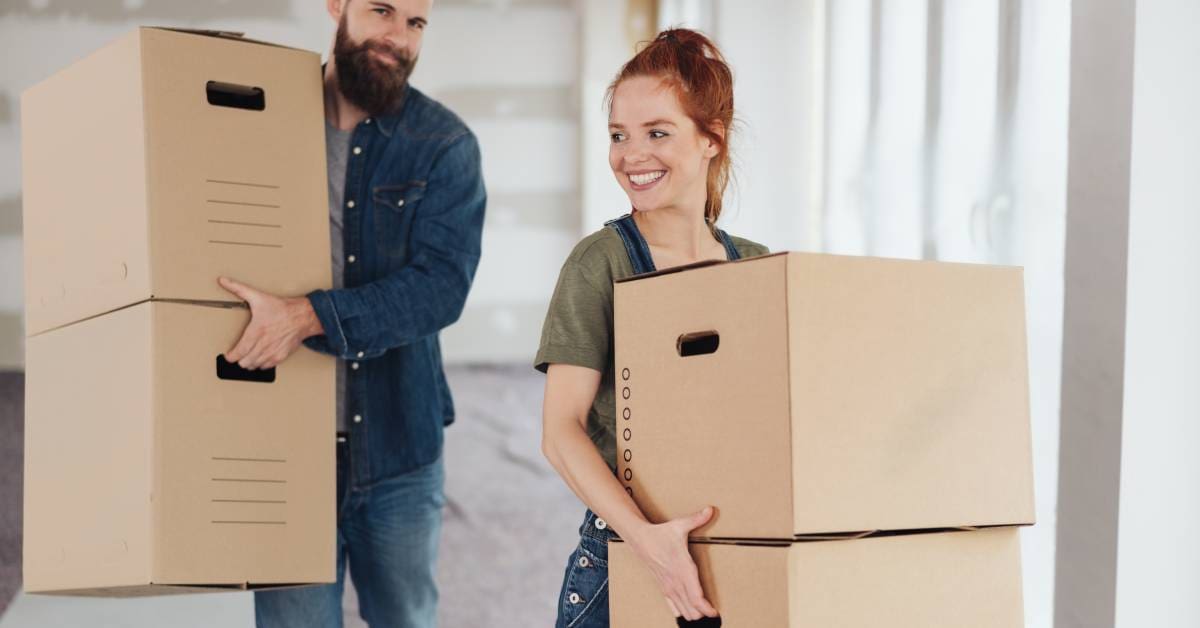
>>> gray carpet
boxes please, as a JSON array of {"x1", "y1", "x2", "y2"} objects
[
  {"x1": 0, "y1": 366, "x2": 582, "y2": 627},
  {"x1": 0, "y1": 373, "x2": 20, "y2": 618}
]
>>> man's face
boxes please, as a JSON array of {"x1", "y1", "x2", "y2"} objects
[{"x1": 332, "y1": 0, "x2": 432, "y2": 115}]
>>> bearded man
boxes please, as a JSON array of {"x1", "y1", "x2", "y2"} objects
[{"x1": 219, "y1": 1, "x2": 486, "y2": 625}]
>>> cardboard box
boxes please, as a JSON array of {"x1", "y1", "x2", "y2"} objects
[
  {"x1": 21, "y1": 27, "x2": 330, "y2": 336},
  {"x1": 614, "y1": 253, "x2": 1035, "y2": 539},
  {"x1": 23, "y1": 301, "x2": 335, "y2": 595},
  {"x1": 609, "y1": 527, "x2": 1025, "y2": 627}
]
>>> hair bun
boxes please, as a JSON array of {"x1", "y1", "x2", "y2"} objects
[{"x1": 656, "y1": 28, "x2": 723, "y2": 63}]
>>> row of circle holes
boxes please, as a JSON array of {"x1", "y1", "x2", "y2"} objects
[{"x1": 621, "y1": 367, "x2": 633, "y2": 494}]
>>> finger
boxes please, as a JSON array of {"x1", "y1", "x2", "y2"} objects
[
  {"x1": 682, "y1": 505, "x2": 714, "y2": 533},
  {"x1": 248, "y1": 339, "x2": 279, "y2": 370},
  {"x1": 225, "y1": 330, "x2": 259, "y2": 364},
  {"x1": 664, "y1": 597, "x2": 681, "y2": 618},
  {"x1": 670, "y1": 586, "x2": 702, "y2": 622},
  {"x1": 237, "y1": 337, "x2": 265, "y2": 370},
  {"x1": 218, "y1": 276, "x2": 259, "y2": 305},
  {"x1": 683, "y1": 566, "x2": 718, "y2": 616},
  {"x1": 245, "y1": 342, "x2": 274, "y2": 370},
  {"x1": 262, "y1": 349, "x2": 290, "y2": 370},
  {"x1": 675, "y1": 592, "x2": 702, "y2": 621}
]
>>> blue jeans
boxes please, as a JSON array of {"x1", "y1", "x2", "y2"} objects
[
  {"x1": 556, "y1": 510, "x2": 617, "y2": 628},
  {"x1": 255, "y1": 440, "x2": 445, "y2": 628}
]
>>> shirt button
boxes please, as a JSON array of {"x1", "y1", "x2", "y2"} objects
[
  {"x1": 594, "y1": 518, "x2": 607, "y2": 530},
  {"x1": 356, "y1": 351, "x2": 365, "y2": 358},
  {"x1": 346, "y1": 200, "x2": 355, "y2": 208},
  {"x1": 396, "y1": 199, "x2": 405, "y2": 208},
  {"x1": 577, "y1": 555, "x2": 590, "y2": 568},
  {"x1": 347, "y1": 254, "x2": 356, "y2": 263},
  {"x1": 568, "y1": 592, "x2": 582, "y2": 604},
  {"x1": 353, "y1": 414, "x2": 362, "y2": 424},
  {"x1": 352, "y1": 146, "x2": 362, "y2": 155},
  {"x1": 351, "y1": 362, "x2": 359, "y2": 370}
]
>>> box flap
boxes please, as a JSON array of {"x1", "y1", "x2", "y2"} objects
[
  {"x1": 614, "y1": 251, "x2": 787, "y2": 284},
  {"x1": 143, "y1": 26, "x2": 309, "y2": 52}
]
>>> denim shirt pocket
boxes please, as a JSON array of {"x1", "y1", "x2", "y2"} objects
[{"x1": 372, "y1": 182, "x2": 426, "y2": 264}]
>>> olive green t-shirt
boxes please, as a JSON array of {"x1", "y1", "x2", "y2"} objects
[{"x1": 534, "y1": 226, "x2": 769, "y2": 470}]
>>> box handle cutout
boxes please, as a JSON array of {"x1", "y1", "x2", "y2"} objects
[
  {"x1": 206, "y1": 81, "x2": 265, "y2": 111},
  {"x1": 678, "y1": 617, "x2": 721, "y2": 627},
  {"x1": 216, "y1": 355, "x2": 275, "y2": 383},
  {"x1": 677, "y1": 331, "x2": 719, "y2": 357}
]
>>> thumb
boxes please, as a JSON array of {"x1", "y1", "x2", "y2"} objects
[
  {"x1": 218, "y1": 276, "x2": 257, "y2": 304},
  {"x1": 682, "y1": 506, "x2": 714, "y2": 532}
]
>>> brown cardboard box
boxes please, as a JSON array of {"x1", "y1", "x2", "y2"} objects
[
  {"x1": 23, "y1": 301, "x2": 335, "y2": 595},
  {"x1": 609, "y1": 527, "x2": 1025, "y2": 627},
  {"x1": 21, "y1": 27, "x2": 330, "y2": 336},
  {"x1": 614, "y1": 253, "x2": 1035, "y2": 539}
]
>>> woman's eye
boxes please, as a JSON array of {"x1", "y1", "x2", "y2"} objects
[
  {"x1": 373, "y1": 8, "x2": 390, "y2": 16},
  {"x1": 649, "y1": 130, "x2": 668, "y2": 139},
  {"x1": 610, "y1": 133, "x2": 625, "y2": 143}
]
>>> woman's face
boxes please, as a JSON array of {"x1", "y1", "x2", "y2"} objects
[{"x1": 608, "y1": 75, "x2": 718, "y2": 214}]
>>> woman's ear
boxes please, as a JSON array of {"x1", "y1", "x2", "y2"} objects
[{"x1": 702, "y1": 120, "x2": 726, "y2": 159}]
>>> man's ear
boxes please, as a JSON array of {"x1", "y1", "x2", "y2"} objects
[{"x1": 327, "y1": 0, "x2": 347, "y2": 22}]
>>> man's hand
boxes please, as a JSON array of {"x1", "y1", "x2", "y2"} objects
[{"x1": 218, "y1": 277, "x2": 324, "y2": 370}]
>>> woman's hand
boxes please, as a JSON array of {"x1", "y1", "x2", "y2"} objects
[
  {"x1": 625, "y1": 506, "x2": 719, "y2": 621},
  {"x1": 541, "y1": 364, "x2": 717, "y2": 620}
]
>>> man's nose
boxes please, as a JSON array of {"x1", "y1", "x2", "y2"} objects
[{"x1": 382, "y1": 24, "x2": 409, "y2": 52}]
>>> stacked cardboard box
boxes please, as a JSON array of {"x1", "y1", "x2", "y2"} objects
[
  {"x1": 609, "y1": 252, "x2": 1035, "y2": 626},
  {"x1": 21, "y1": 28, "x2": 335, "y2": 595}
]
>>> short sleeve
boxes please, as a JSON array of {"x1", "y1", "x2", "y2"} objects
[{"x1": 534, "y1": 257, "x2": 612, "y2": 374}]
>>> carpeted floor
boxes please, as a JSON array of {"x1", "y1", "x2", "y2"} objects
[
  {"x1": 0, "y1": 373, "x2": 20, "y2": 619},
  {"x1": 0, "y1": 366, "x2": 582, "y2": 627}
]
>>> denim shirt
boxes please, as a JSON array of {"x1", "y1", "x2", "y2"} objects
[{"x1": 303, "y1": 85, "x2": 486, "y2": 485}]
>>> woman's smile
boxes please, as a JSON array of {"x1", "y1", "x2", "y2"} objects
[{"x1": 628, "y1": 169, "x2": 667, "y2": 191}]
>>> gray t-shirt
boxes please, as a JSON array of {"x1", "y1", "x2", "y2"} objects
[{"x1": 326, "y1": 121, "x2": 352, "y2": 433}]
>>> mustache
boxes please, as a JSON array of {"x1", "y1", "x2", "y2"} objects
[{"x1": 358, "y1": 40, "x2": 411, "y2": 68}]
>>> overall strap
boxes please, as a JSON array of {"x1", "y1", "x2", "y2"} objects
[
  {"x1": 604, "y1": 213, "x2": 657, "y2": 275},
  {"x1": 715, "y1": 227, "x2": 742, "y2": 260}
]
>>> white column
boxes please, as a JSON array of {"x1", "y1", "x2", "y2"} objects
[
  {"x1": 1054, "y1": 0, "x2": 1135, "y2": 624},
  {"x1": 1056, "y1": 0, "x2": 1200, "y2": 626},
  {"x1": 1114, "y1": 0, "x2": 1200, "y2": 624}
]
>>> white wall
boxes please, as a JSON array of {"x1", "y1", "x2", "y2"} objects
[
  {"x1": 420, "y1": 2, "x2": 580, "y2": 363},
  {"x1": 1057, "y1": 0, "x2": 1200, "y2": 625},
  {"x1": 1115, "y1": 0, "x2": 1200, "y2": 624},
  {"x1": 709, "y1": 0, "x2": 816, "y2": 253},
  {"x1": 0, "y1": 0, "x2": 580, "y2": 368}
]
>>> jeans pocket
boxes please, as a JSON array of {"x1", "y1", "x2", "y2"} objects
[{"x1": 558, "y1": 543, "x2": 610, "y2": 628}]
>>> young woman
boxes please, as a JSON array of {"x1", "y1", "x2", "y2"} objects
[{"x1": 535, "y1": 29, "x2": 768, "y2": 627}]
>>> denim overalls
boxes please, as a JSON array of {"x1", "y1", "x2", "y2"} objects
[{"x1": 554, "y1": 213, "x2": 742, "y2": 628}]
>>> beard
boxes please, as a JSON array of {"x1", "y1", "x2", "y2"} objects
[{"x1": 333, "y1": 15, "x2": 418, "y2": 115}]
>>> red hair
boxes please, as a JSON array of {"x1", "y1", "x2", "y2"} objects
[{"x1": 607, "y1": 28, "x2": 736, "y2": 225}]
